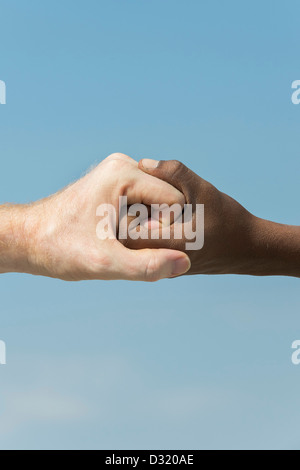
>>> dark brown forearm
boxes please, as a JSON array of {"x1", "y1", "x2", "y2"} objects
[{"x1": 245, "y1": 217, "x2": 300, "y2": 277}]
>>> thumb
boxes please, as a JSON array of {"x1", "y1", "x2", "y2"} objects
[{"x1": 120, "y1": 247, "x2": 191, "y2": 282}]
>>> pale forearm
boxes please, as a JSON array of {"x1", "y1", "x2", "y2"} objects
[{"x1": 0, "y1": 204, "x2": 37, "y2": 275}]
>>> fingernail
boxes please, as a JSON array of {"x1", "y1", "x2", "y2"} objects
[
  {"x1": 171, "y1": 257, "x2": 191, "y2": 277},
  {"x1": 141, "y1": 159, "x2": 159, "y2": 169}
]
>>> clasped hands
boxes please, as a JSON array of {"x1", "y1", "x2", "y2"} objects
[{"x1": 1, "y1": 153, "x2": 299, "y2": 280}]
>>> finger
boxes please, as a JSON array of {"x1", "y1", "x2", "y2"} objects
[
  {"x1": 115, "y1": 244, "x2": 191, "y2": 281},
  {"x1": 138, "y1": 159, "x2": 195, "y2": 197},
  {"x1": 126, "y1": 169, "x2": 186, "y2": 224}
]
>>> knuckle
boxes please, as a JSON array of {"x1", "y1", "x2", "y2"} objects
[
  {"x1": 170, "y1": 160, "x2": 184, "y2": 173},
  {"x1": 103, "y1": 157, "x2": 126, "y2": 174},
  {"x1": 106, "y1": 152, "x2": 124, "y2": 160},
  {"x1": 106, "y1": 153, "x2": 132, "y2": 163},
  {"x1": 168, "y1": 160, "x2": 189, "y2": 187},
  {"x1": 103, "y1": 153, "x2": 134, "y2": 174}
]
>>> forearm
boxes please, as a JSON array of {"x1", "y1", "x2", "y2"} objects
[
  {"x1": 0, "y1": 204, "x2": 37, "y2": 274},
  {"x1": 245, "y1": 216, "x2": 300, "y2": 277}
]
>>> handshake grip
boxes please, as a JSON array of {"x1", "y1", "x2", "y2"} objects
[{"x1": 2, "y1": 152, "x2": 299, "y2": 282}]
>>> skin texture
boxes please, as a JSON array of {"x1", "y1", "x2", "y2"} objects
[
  {"x1": 122, "y1": 159, "x2": 300, "y2": 278},
  {"x1": 0, "y1": 154, "x2": 191, "y2": 281}
]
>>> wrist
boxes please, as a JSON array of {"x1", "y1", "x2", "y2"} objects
[
  {"x1": 246, "y1": 216, "x2": 300, "y2": 277},
  {"x1": 0, "y1": 203, "x2": 42, "y2": 275}
]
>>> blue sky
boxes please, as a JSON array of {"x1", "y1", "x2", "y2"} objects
[{"x1": 0, "y1": 0, "x2": 300, "y2": 450}]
